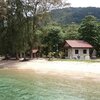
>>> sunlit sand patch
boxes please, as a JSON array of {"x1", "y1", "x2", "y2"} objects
[
  {"x1": 16, "y1": 60, "x2": 100, "y2": 73},
  {"x1": 0, "y1": 59, "x2": 100, "y2": 80}
]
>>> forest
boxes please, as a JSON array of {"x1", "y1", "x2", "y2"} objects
[
  {"x1": 51, "y1": 7, "x2": 100, "y2": 24},
  {"x1": 0, "y1": 0, "x2": 100, "y2": 60}
]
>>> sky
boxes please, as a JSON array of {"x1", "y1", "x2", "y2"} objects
[{"x1": 68, "y1": 0, "x2": 100, "y2": 7}]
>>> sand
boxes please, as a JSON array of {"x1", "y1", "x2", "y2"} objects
[
  {"x1": 0, "y1": 59, "x2": 100, "y2": 79},
  {"x1": 16, "y1": 59, "x2": 100, "y2": 74}
]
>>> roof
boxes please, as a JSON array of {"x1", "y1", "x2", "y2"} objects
[
  {"x1": 65, "y1": 40, "x2": 93, "y2": 48},
  {"x1": 32, "y1": 49, "x2": 38, "y2": 53}
]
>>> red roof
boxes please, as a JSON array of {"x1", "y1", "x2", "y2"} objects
[{"x1": 65, "y1": 40, "x2": 93, "y2": 48}]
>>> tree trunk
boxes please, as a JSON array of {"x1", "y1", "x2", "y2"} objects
[
  {"x1": 19, "y1": 52, "x2": 22, "y2": 58},
  {"x1": 16, "y1": 53, "x2": 19, "y2": 60},
  {"x1": 4, "y1": 54, "x2": 9, "y2": 60},
  {"x1": 30, "y1": 50, "x2": 33, "y2": 59},
  {"x1": 23, "y1": 52, "x2": 26, "y2": 61}
]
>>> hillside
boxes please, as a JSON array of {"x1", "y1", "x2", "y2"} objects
[{"x1": 50, "y1": 7, "x2": 100, "y2": 24}]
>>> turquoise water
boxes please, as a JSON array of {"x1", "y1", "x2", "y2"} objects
[{"x1": 0, "y1": 69, "x2": 100, "y2": 100}]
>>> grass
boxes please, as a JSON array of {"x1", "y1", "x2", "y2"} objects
[{"x1": 49, "y1": 58, "x2": 100, "y2": 63}]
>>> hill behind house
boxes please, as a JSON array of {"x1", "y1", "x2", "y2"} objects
[{"x1": 50, "y1": 7, "x2": 100, "y2": 24}]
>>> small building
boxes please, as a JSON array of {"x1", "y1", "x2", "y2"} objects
[
  {"x1": 32, "y1": 49, "x2": 38, "y2": 58},
  {"x1": 64, "y1": 40, "x2": 93, "y2": 60}
]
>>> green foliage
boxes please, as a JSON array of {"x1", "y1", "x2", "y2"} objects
[
  {"x1": 94, "y1": 24, "x2": 100, "y2": 56},
  {"x1": 78, "y1": 15, "x2": 98, "y2": 45},
  {"x1": 42, "y1": 23, "x2": 63, "y2": 55},
  {"x1": 7, "y1": 0, "x2": 28, "y2": 54},
  {"x1": 0, "y1": 0, "x2": 68, "y2": 58},
  {"x1": 79, "y1": 15, "x2": 100, "y2": 56},
  {"x1": 1, "y1": 0, "x2": 100, "y2": 58},
  {"x1": 63, "y1": 23, "x2": 80, "y2": 40},
  {"x1": 50, "y1": 7, "x2": 100, "y2": 25},
  {"x1": 0, "y1": 0, "x2": 7, "y2": 20}
]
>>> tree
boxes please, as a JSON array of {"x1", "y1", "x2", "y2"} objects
[
  {"x1": 0, "y1": 0, "x2": 7, "y2": 57},
  {"x1": 23, "y1": 0, "x2": 70, "y2": 58},
  {"x1": 0, "y1": 0, "x2": 70, "y2": 59},
  {"x1": 63, "y1": 23, "x2": 80, "y2": 40},
  {"x1": 78, "y1": 15, "x2": 100, "y2": 56},
  {"x1": 42, "y1": 23, "x2": 63, "y2": 56},
  {"x1": 94, "y1": 23, "x2": 100, "y2": 56},
  {"x1": 78, "y1": 15, "x2": 98, "y2": 45},
  {"x1": 0, "y1": 0, "x2": 29, "y2": 59},
  {"x1": 6, "y1": 0, "x2": 28, "y2": 59},
  {"x1": 0, "y1": 0, "x2": 7, "y2": 20}
]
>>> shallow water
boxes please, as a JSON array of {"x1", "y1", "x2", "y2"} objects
[{"x1": 0, "y1": 69, "x2": 100, "y2": 100}]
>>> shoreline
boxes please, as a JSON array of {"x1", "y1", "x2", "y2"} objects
[{"x1": 0, "y1": 59, "x2": 100, "y2": 79}]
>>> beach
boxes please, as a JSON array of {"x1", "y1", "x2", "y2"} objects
[{"x1": 0, "y1": 59, "x2": 100, "y2": 79}]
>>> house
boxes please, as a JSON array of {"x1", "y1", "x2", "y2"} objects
[{"x1": 64, "y1": 40, "x2": 93, "y2": 60}]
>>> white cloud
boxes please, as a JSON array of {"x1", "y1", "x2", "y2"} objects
[{"x1": 68, "y1": 0, "x2": 100, "y2": 7}]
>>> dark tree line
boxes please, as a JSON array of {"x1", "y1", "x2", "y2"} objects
[{"x1": 0, "y1": 0, "x2": 70, "y2": 60}]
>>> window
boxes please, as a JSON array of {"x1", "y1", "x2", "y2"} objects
[
  {"x1": 83, "y1": 49, "x2": 87, "y2": 54},
  {"x1": 75, "y1": 50, "x2": 79, "y2": 54}
]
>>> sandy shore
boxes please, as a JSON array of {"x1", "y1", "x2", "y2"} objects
[
  {"x1": 16, "y1": 59, "x2": 100, "y2": 74},
  {"x1": 0, "y1": 59, "x2": 100, "y2": 78}
]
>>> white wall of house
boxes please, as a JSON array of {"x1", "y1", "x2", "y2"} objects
[{"x1": 68, "y1": 48, "x2": 90, "y2": 60}]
